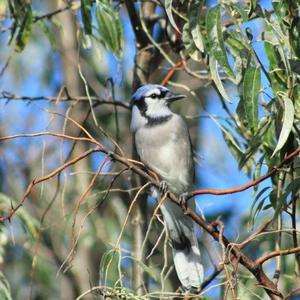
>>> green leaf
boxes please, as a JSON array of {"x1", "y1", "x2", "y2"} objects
[
  {"x1": 224, "y1": 30, "x2": 251, "y2": 54},
  {"x1": 253, "y1": 155, "x2": 265, "y2": 192},
  {"x1": 269, "y1": 190, "x2": 277, "y2": 209},
  {"x1": 248, "y1": 0, "x2": 258, "y2": 17},
  {"x1": 274, "y1": 177, "x2": 300, "y2": 216},
  {"x1": 0, "y1": 272, "x2": 12, "y2": 300},
  {"x1": 251, "y1": 197, "x2": 267, "y2": 223},
  {"x1": 206, "y1": 6, "x2": 234, "y2": 78},
  {"x1": 182, "y1": 23, "x2": 201, "y2": 61},
  {"x1": 208, "y1": 114, "x2": 256, "y2": 174},
  {"x1": 189, "y1": 0, "x2": 204, "y2": 52},
  {"x1": 209, "y1": 55, "x2": 231, "y2": 102},
  {"x1": 165, "y1": 0, "x2": 179, "y2": 32},
  {"x1": 239, "y1": 117, "x2": 273, "y2": 168},
  {"x1": 0, "y1": 193, "x2": 38, "y2": 239},
  {"x1": 255, "y1": 187, "x2": 272, "y2": 204},
  {"x1": 15, "y1": 6, "x2": 32, "y2": 52},
  {"x1": 95, "y1": 2, "x2": 123, "y2": 58},
  {"x1": 264, "y1": 42, "x2": 287, "y2": 93},
  {"x1": 250, "y1": 187, "x2": 271, "y2": 226},
  {"x1": 81, "y1": 0, "x2": 92, "y2": 35},
  {"x1": 209, "y1": 114, "x2": 242, "y2": 152},
  {"x1": 225, "y1": 31, "x2": 252, "y2": 84},
  {"x1": 37, "y1": 19, "x2": 56, "y2": 50},
  {"x1": 272, "y1": 96, "x2": 295, "y2": 156},
  {"x1": 273, "y1": 0, "x2": 289, "y2": 25},
  {"x1": 283, "y1": 177, "x2": 300, "y2": 197},
  {"x1": 124, "y1": 256, "x2": 158, "y2": 281},
  {"x1": 99, "y1": 249, "x2": 122, "y2": 287},
  {"x1": 243, "y1": 67, "x2": 261, "y2": 131},
  {"x1": 291, "y1": 18, "x2": 300, "y2": 57}
]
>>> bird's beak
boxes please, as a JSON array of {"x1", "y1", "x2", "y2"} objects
[{"x1": 166, "y1": 93, "x2": 187, "y2": 104}]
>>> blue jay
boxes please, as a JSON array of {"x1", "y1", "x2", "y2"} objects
[{"x1": 130, "y1": 84, "x2": 204, "y2": 290}]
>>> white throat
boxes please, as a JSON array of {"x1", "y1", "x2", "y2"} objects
[
  {"x1": 130, "y1": 105, "x2": 173, "y2": 132},
  {"x1": 146, "y1": 101, "x2": 172, "y2": 117}
]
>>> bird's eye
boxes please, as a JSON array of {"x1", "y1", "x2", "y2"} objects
[{"x1": 150, "y1": 93, "x2": 157, "y2": 98}]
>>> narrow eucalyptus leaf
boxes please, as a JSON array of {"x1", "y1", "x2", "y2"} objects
[
  {"x1": 272, "y1": 96, "x2": 295, "y2": 157},
  {"x1": 189, "y1": 0, "x2": 204, "y2": 52},
  {"x1": 182, "y1": 23, "x2": 201, "y2": 61},
  {"x1": 96, "y1": 2, "x2": 123, "y2": 58},
  {"x1": 0, "y1": 193, "x2": 38, "y2": 238},
  {"x1": 253, "y1": 155, "x2": 265, "y2": 192},
  {"x1": 165, "y1": 0, "x2": 179, "y2": 32},
  {"x1": 0, "y1": 272, "x2": 12, "y2": 300},
  {"x1": 224, "y1": 30, "x2": 251, "y2": 84},
  {"x1": 250, "y1": 195, "x2": 269, "y2": 226},
  {"x1": 273, "y1": 0, "x2": 289, "y2": 25},
  {"x1": 209, "y1": 56, "x2": 231, "y2": 102},
  {"x1": 248, "y1": 0, "x2": 258, "y2": 17},
  {"x1": 15, "y1": 7, "x2": 32, "y2": 52},
  {"x1": 291, "y1": 18, "x2": 300, "y2": 55},
  {"x1": 265, "y1": 43, "x2": 287, "y2": 93},
  {"x1": 284, "y1": 177, "x2": 300, "y2": 196},
  {"x1": 274, "y1": 177, "x2": 300, "y2": 217},
  {"x1": 263, "y1": 204, "x2": 272, "y2": 210},
  {"x1": 81, "y1": 0, "x2": 92, "y2": 35},
  {"x1": 99, "y1": 249, "x2": 121, "y2": 286},
  {"x1": 209, "y1": 115, "x2": 242, "y2": 151},
  {"x1": 224, "y1": 30, "x2": 250, "y2": 53},
  {"x1": 243, "y1": 67, "x2": 261, "y2": 131},
  {"x1": 125, "y1": 256, "x2": 158, "y2": 281},
  {"x1": 38, "y1": 20, "x2": 56, "y2": 50},
  {"x1": 206, "y1": 6, "x2": 234, "y2": 78},
  {"x1": 255, "y1": 187, "x2": 271, "y2": 203}
]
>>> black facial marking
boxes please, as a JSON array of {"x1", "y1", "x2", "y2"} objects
[
  {"x1": 146, "y1": 115, "x2": 172, "y2": 127},
  {"x1": 134, "y1": 97, "x2": 147, "y2": 117},
  {"x1": 159, "y1": 89, "x2": 168, "y2": 98},
  {"x1": 133, "y1": 95, "x2": 172, "y2": 127},
  {"x1": 148, "y1": 89, "x2": 168, "y2": 100}
]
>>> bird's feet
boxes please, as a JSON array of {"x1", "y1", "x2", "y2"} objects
[
  {"x1": 159, "y1": 180, "x2": 169, "y2": 195},
  {"x1": 179, "y1": 192, "x2": 189, "y2": 213}
]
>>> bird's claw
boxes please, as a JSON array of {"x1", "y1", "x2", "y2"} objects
[
  {"x1": 179, "y1": 192, "x2": 189, "y2": 212},
  {"x1": 159, "y1": 180, "x2": 168, "y2": 195}
]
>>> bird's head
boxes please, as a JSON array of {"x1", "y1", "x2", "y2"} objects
[{"x1": 130, "y1": 84, "x2": 186, "y2": 131}]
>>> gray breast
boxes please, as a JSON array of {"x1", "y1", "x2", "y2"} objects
[{"x1": 135, "y1": 114, "x2": 194, "y2": 194}]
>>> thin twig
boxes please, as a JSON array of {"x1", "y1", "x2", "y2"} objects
[
  {"x1": 0, "y1": 89, "x2": 130, "y2": 109},
  {"x1": 0, "y1": 147, "x2": 101, "y2": 222},
  {"x1": 188, "y1": 146, "x2": 300, "y2": 199},
  {"x1": 256, "y1": 246, "x2": 300, "y2": 265}
]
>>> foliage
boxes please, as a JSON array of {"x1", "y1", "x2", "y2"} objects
[{"x1": 0, "y1": 0, "x2": 300, "y2": 299}]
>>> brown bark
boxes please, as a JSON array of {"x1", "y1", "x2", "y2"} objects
[
  {"x1": 125, "y1": 1, "x2": 157, "y2": 295},
  {"x1": 55, "y1": 1, "x2": 91, "y2": 298}
]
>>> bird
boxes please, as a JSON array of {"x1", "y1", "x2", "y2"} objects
[{"x1": 130, "y1": 84, "x2": 204, "y2": 291}]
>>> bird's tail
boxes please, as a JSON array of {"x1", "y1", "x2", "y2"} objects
[{"x1": 160, "y1": 199, "x2": 204, "y2": 290}]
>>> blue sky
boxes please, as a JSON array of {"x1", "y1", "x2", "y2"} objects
[
  {"x1": 0, "y1": 1, "x2": 277, "y2": 297},
  {"x1": 0, "y1": 0, "x2": 275, "y2": 242}
]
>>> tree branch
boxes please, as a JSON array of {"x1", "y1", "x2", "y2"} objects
[
  {"x1": 3, "y1": 134, "x2": 299, "y2": 298},
  {"x1": 188, "y1": 146, "x2": 300, "y2": 198},
  {"x1": 256, "y1": 246, "x2": 300, "y2": 265},
  {"x1": 0, "y1": 89, "x2": 130, "y2": 109}
]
